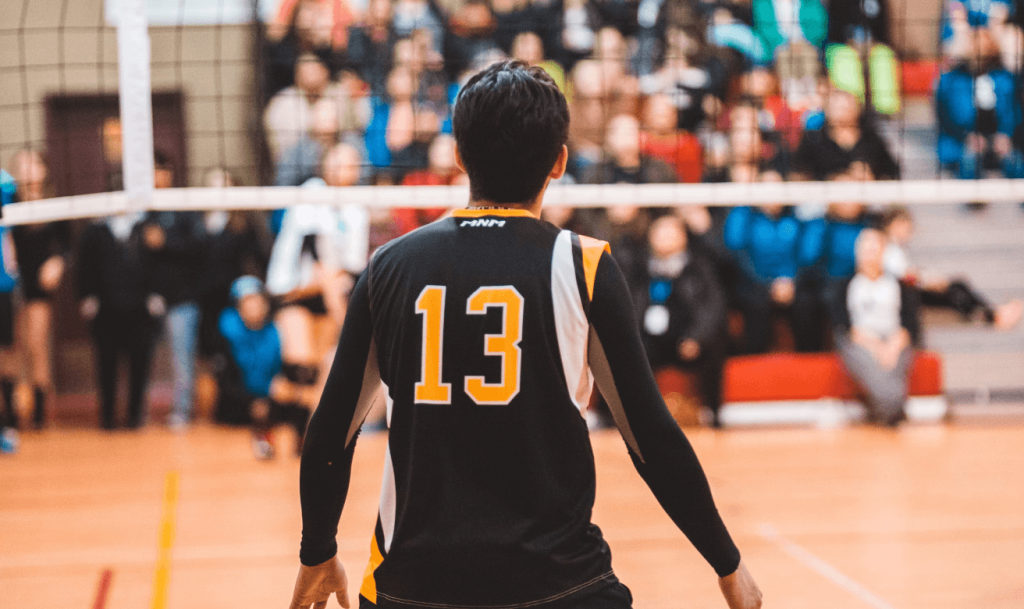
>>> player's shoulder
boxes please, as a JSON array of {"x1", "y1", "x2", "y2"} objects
[{"x1": 370, "y1": 215, "x2": 459, "y2": 265}]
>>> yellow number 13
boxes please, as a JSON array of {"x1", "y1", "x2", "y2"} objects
[{"x1": 415, "y1": 285, "x2": 524, "y2": 406}]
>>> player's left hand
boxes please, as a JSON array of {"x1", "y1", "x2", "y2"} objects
[
  {"x1": 289, "y1": 555, "x2": 350, "y2": 609},
  {"x1": 719, "y1": 559, "x2": 762, "y2": 609}
]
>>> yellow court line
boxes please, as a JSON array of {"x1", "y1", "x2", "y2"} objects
[{"x1": 150, "y1": 471, "x2": 180, "y2": 609}]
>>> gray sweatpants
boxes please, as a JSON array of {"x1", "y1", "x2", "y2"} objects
[{"x1": 836, "y1": 334, "x2": 913, "y2": 426}]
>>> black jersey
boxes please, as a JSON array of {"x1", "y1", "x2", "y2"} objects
[{"x1": 300, "y1": 208, "x2": 740, "y2": 609}]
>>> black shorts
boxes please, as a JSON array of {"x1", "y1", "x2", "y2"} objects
[
  {"x1": 358, "y1": 582, "x2": 633, "y2": 609},
  {"x1": 0, "y1": 292, "x2": 14, "y2": 347}
]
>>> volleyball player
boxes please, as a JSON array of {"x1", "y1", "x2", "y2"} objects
[{"x1": 290, "y1": 61, "x2": 761, "y2": 609}]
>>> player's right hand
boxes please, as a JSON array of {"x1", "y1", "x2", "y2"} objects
[
  {"x1": 718, "y1": 560, "x2": 762, "y2": 609},
  {"x1": 289, "y1": 555, "x2": 350, "y2": 609}
]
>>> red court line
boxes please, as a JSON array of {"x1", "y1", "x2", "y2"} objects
[{"x1": 91, "y1": 569, "x2": 114, "y2": 609}]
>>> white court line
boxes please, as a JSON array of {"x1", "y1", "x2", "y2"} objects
[{"x1": 759, "y1": 524, "x2": 899, "y2": 609}]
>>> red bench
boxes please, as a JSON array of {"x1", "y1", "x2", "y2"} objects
[
  {"x1": 654, "y1": 351, "x2": 945, "y2": 427},
  {"x1": 722, "y1": 351, "x2": 943, "y2": 402}
]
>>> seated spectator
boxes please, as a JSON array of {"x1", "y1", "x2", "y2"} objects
[
  {"x1": 214, "y1": 276, "x2": 313, "y2": 459},
  {"x1": 394, "y1": 134, "x2": 459, "y2": 234},
  {"x1": 637, "y1": 216, "x2": 729, "y2": 427},
  {"x1": 774, "y1": 37, "x2": 823, "y2": 116},
  {"x1": 365, "y1": 65, "x2": 444, "y2": 176},
  {"x1": 723, "y1": 171, "x2": 804, "y2": 353},
  {"x1": 581, "y1": 114, "x2": 678, "y2": 184},
  {"x1": 639, "y1": 25, "x2": 726, "y2": 134},
  {"x1": 393, "y1": 0, "x2": 445, "y2": 54},
  {"x1": 275, "y1": 98, "x2": 341, "y2": 186},
  {"x1": 559, "y1": 0, "x2": 602, "y2": 68},
  {"x1": 640, "y1": 94, "x2": 704, "y2": 183},
  {"x1": 703, "y1": 0, "x2": 770, "y2": 65},
  {"x1": 732, "y1": 101, "x2": 789, "y2": 177},
  {"x1": 264, "y1": 54, "x2": 369, "y2": 161},
  {"x1": 593, "y1": 26, "x2": 639, "y2": 82},
  {"x1": 882, "y1": 206, "x2": 1023, "y2": 330},
  {"x1": 705, "y1": 103, "x2": 781, "y2": 183},
  {"x1": 402, "y1": 30, "x2": 451, "y2": 116},
  {"x1": 634, "y1": 0, "x2": 667, "y2": 77},
  {"x1": 937, "y1": 29, "x2": 1024, "y2": 182},
  {"x1": 444, "y1": 0, "x2": 502, "y2": 80},
  {"x1": 943, "y1": 0, "x2": 1023, "y2": 73},
  {"x1": 835, "y1": 229, "x2": 919, "y2": 427},
  {"x1": 493, "y1": 0, "x2": 544, "y2": 54},
  {"x1": 346, "y1": 0, "x2": 396, "y2": 98},
  {"x1": 827, "y1": 0, "x2": 892, "y2": 47},
  {"x1": 737, "y1": 66, "x2": 801, "y2": 150},
  {"x1": 264, "y1": 0, "x2": 356, "y2": 102},
  {"x1": 567, "y1": 60, "x2": 612, "y2": 171},
  {"x1": 825, "y1": 0, "x2": 901, "y2": 118},
  {"x1": 511, "y1": 31, "x2": 567, "y2": 92},
  {"x1": 795, "y1": 169, "x2": 875, "y2": 351},
  {"x1": 605, "y1": 204, "x2": 654, "y2": 294},
  {"x1": 793, "y1": 88, "x2": 900, "y2": 180},
  {"x1": 675, "y1": 203, "x2": 736, "y2": 285},
  {"x1": 825, "y1": 37, "x2": 902, "y2": 117},
  {"x1": 78, "y1": 213, "x2": 163, "y2": 430}
]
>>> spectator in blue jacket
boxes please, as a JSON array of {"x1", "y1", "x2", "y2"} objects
[
  {"x1": 365, "y1": 64, "x2": 449, "y2": 179},
  {"x1": 937, "y1": 30, "x2": 1024, "y2": 182},
  {"x1": 215, "y1": 276, "x2": 311, "y2": 460},
  {"x1": 724, "y1": 170, "x2": 804, "y2": 353},
  {"x1": 793, "y1": 167, "x2": 874, "y2": 351}
]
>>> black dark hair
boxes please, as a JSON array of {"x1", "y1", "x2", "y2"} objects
[{"x1": 453, "y1": 60, "x2": 569, "y2": 204}]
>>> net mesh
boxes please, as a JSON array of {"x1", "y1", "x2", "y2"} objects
[{"x1": 2, "y1": 0, "x2": 1024, "y2": 225}]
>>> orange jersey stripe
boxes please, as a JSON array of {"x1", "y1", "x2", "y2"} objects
[
  {"x1": 359, "y1": 534, "x2": 385, "y2": 603},
  {"x1": 451, "y1": 208, "x2": 536, "y2": 218},
  {"x1": 578, "y1": 235, "x2": 610, "y2": 300}
]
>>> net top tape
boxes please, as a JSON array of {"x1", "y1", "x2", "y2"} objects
[{"x1": 3, "y1": 179, "x2": 1024, "y2": 225}]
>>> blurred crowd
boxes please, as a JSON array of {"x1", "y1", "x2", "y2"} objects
[
  {"x1": 260, "y1": 0, "x2": 1024, "y2": 191},
  {"x1": 3, "y1": 0, "x2": 1024, "y2": 454}
]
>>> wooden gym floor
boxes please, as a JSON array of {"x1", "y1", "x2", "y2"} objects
[{"x1": 1, "y1": 423, "x2": 1022, "y2": 608}]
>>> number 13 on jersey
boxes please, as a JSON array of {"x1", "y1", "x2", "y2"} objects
[{"x1": 414, "y1": 285, "x2": 524, "y2": 405}]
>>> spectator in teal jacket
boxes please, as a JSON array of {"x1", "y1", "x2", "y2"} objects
[
  {"x1": 215, "y1": 276, "x2": 311, "y2": 460},
  {"x1": 752, "y1": 0, "x2": 828, "y2": 57}
]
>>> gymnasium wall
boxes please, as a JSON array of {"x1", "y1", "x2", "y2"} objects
[{"x1": 0, "y1": 0, "x2": 259, "y2": 187}]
